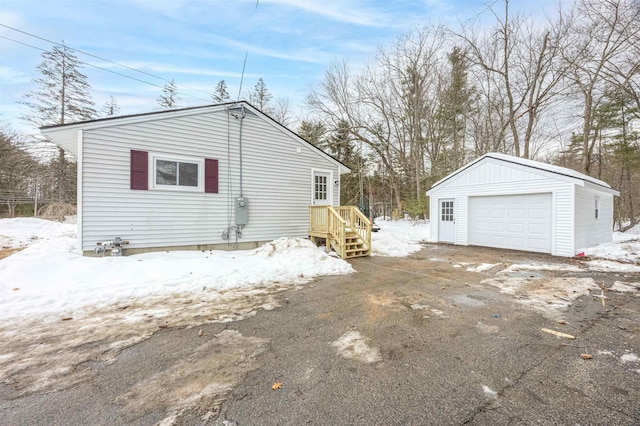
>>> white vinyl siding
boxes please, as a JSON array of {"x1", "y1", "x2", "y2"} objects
[
  {"x1": 79, "y1": 109, "x2": 341, "y2": 252},
  {"x1": 574, "y1": 185, "x2": 614, "y2": 250},
  {"x1": 428, "y1": 157, "x2": 577, "y2": 256}
]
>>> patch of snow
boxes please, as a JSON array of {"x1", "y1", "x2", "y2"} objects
[
  {"x1": 0, "y1": 219, "x2": 353, "y2": 319},
  {"x1": 503, "y1": 262, "x2": 583, "y2": 273},
  {"x1": 410, "y1": 303, "x2": 430, "y2": 310},
  {"x1": 371, "y1": 219, "x2": 431, "y2": 257},
  {"x1": 610, "y1": 281, "x2": 640, "y2": 293},
  {"x1": 482, "y1": 385, "x2": 497, "y2": 398},
  {"x1": 584, "y1": 260, "x2": 640, "y2": 273},
  {"x1": 467, "y1": 263, "x2": 501, "y2": 273},
  {"x1": 621, "y1": 353, "x2": 639, "y2": 364},
  {"x1": 482, "y1": 276, "x2": 598, "y2": 319},
  {"x1": 430, "y1": 309, "x2": 449, "y2": 319},
  {"x1": 597, "y1": 350, "x2": 614, "y2": 356},
  {"x1": 580, "y1": 234, "x2": 640, "y2": 264},
  {"x1": 0, "y1": 218, "x2": 75, "y2": 249},
  {"x1": 331, "y1": 331, "x2": 381, "y2": 364}
]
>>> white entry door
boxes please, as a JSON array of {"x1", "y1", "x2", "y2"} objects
[
  {"x1": 439, "y1": 199, "x2": 455, "y2": 243},
  {"x1": 312, "y1": 171, "x2": 331, "y2": 206}
]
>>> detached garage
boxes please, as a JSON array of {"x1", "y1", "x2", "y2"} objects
[{"x1": 426, "y1": 153, "x2": 619, "y2": 257}]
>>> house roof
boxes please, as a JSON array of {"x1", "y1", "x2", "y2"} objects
[
  {"x1": 39, "y1": 100, "x2": 351, "y2": 173},
  {"x1": 429, "y1": 152, "x2": 618, "y2": 194}
]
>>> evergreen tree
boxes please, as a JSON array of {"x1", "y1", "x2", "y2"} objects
[
  {"x1": 212, "y1": 80, "x2": 230, "y2": 103},
  {"x1": 157, "y1": 79, "x2": 181, "y2": 109},
  {"x1": 101, "y1": 95, "x2": 121, "y2": 116},
  {"x1": 248, "y1": 78, "x2": 272, "y2": 111},
  {"x1": 21, "y1": 43, "x2": 96, "y2": 203},
  {"x1": 298, "y1": 120, "x2": 327, "y2": 149}
]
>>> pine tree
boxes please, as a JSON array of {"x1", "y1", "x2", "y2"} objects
[
  {"x1": 101, "y1": 95, "x2": 121, "y2": 116},
  {"x1": 212, "y1": 80, "x2": 230, "y2": 103},
  {"x1": 298, "y1": 120, "x2": 327, "y2": 148},
  {"x1": 248, "y1": 78, "x2": 272, "y2": 111},
  {"x1": 21, "y1": 43, "x2": 96, "y2": 203},
  {"x1": 157, "y1": 79, "x2": 181, "y2": 109}
]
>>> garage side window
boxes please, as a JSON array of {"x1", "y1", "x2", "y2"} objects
[
  {"x1": 594, "y1": 196, "x2": 600, "y2": 219},
  {"x1": 441, "y1": 201, "x2": 454, "y2": 221}
]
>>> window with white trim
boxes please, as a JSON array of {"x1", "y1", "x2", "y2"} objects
[
  {"x1": 151, "y1": 154, "x2": 204, "y2": 191},
  {"x1": 594, "y1": 196, "x2": 600, "y2": 219}
]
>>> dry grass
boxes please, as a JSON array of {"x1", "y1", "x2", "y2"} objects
[
  {"x1": 38, "y1": 203, "x2": 77, "y2": 222},
  {"x1": 0, "y1": 247, "x2": 25, "y2": 260}
]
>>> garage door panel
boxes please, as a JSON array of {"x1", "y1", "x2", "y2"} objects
[{"x1": 469, "y1": 193, "x2": 552, "y2": 253}]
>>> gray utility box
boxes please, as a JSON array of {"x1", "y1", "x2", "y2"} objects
[{"x1": 235, "y1": 197, "x2": 248, "y2": 226}]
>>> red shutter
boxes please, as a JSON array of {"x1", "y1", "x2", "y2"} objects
[
  {"x1": 130, "y1": 150, "x2": 148, "y2": 190},
  {"x1": 205, "y1": 159, "x2": 218, "y2": 193}
]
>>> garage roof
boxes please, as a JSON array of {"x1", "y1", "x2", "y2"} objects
[{"x1": 429, "y1": 152, "x2": 618, "y2": 193}]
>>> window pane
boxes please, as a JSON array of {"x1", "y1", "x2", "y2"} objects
[
  {"x1": 179, "y1": 162, "x2": 198, "y2": 187},
  {"x1": 156, "y1": 160, "x2": 177, "y2": 185}
]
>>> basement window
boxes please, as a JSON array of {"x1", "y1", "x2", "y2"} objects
[
  {"x1": 151, "y1": 154, "x2": 203, "y2": 191},
  {"x1": 594, "y1": 196, "x2": 600, "y2": 219}
]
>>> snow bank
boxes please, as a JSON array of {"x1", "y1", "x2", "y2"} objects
[
  {"x1": 581, "y1": 233, "x2": 640, "y2": 265},
  {"x1": 371, "y1": 219, "x2": 432, "y2": 257},
  {"x1": 0, "y1": 219, "x2": 353, "y2": 319}
]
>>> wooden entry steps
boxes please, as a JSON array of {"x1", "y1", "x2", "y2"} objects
[{"x1": 309, "y1": 206, "x2": 372, "y2": 259}]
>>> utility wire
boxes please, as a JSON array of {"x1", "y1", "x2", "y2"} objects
[
  {"x1": 0, "y1": 24, "x2": 214, "y2": 102},
  {"x1": 1, "y1": 35, "x2": 166, "y2": 90}
]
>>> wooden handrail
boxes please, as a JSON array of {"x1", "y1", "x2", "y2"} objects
[{"x1": 309, "y1": 205, "x2": 370, "y2": 259}]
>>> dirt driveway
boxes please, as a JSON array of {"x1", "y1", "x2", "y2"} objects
[{"x1": 1, "y1": 244, "x2": 639, "y2": 425}]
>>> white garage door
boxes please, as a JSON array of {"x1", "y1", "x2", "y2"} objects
[{"x1": 468, "y1": 193, "x2": 552, "y2": 253}]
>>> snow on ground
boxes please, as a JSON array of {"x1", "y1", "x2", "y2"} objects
[
  {"x1": 466, "y1": 263, "x2": 501, "y2": 273},
  {"x1": 0, "y1": 217, "x2": 76, "y2": 249},
  {"x1": 331, "y1": 330, "x2": 382, "y2": 364},
  {"x1": 580, "y1": 232, "x2": 640, "y2": 264},
  {"x1": 371, "y1": 218, "x2": 432, "y2": 257},
  {"x1": 0, "y1": 220, "x2": 353, "y2": 319}
]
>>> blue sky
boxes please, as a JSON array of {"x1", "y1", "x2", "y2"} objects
[{"x1": 0, "y1": 0, "x2": 567, "y2": 136}]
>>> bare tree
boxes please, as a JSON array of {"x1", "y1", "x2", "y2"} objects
[
  {"x1": 270, "y1": 97, "x2": 294, "y2": 127},
  {"x1": 562, "y1": 0, "x2": 640, "y2": 173},
  {"x1": 458, "y1": 0, "x2": 569, "y2": 158},
  {"x1": 101, "y1": 95, "x2": 121, "y2": 116},
  {"x1": 248, "y1": 78, "x2": 272, "y2": 111},
  {"x1": 157, "y1": 79, "x2": 181, "y2": 110},
  {"x1": 0, "y1": 129, "x2": 39, "y2": 217},
  {"x1": 212, "y1": 80, "x2": 230, "y2": 103},
  {"x1": 21, "y1": 43, "x2": 95, "y2": 203}
]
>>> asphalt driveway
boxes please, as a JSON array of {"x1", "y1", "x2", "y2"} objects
[{"x1": 1, "y1": 244, "x2": 639, "y2": 425}]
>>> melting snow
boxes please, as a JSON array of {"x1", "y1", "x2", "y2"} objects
[
  {"x1": 584, "y1": 260, "x2": 640, "y2": 273},
  {"x1": 467, "y1": 263, "x2": 501, "y2": 273},
  {"x1": 331, "y1": 330, "x2": 382, "y2": 363},
  {"x1": 482, "y1": 385, "x2": 497, "y2": 398},
  {"x1": 371, "y1": 218, "x2": 431, "y2": 257},
  {"x1": 0, "y1": 221, "x2": 353, "y2": 319},
  {"x1": 610, "y1": 281, "x2": 640, "y2": 293},
  {"x1": 621, "y1": 353, "x2": 639, "y2": 364},
  {"x1": 580, "y1": 232, "x2": 640, "y2": 264}
]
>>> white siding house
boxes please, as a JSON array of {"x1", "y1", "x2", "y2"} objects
[
  {"x1": 41, "y1": 102, "x2": 350, "y2": 255},
  {"x1": 426, "y1": 153, "x2": 619, "y2": 257}
]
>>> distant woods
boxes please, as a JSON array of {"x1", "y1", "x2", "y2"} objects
[{"x1": 305, "y1": 0, "x2": 639, "y2": 227}]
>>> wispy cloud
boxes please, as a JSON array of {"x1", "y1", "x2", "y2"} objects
[{"x1": 254, "y1": 0, "x2": 397, "y2": 28}]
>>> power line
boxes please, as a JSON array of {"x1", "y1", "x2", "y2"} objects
[{"x1": 0, "y1": 24, "x2": 214, "y2": 102}]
